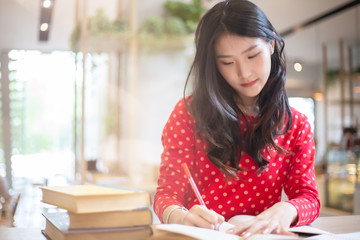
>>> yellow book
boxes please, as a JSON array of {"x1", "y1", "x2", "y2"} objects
[
  {"x1": 42, "y1": 208, "x2": 153, "y2": 229},
  {"x1": 41, "y1": 185, "x2": 151, "y2": 213},
  {"x1": 42, "y1": 212, "x2": 152, "y2": 240},
  {"x1": 68, "y1": 207, "x2": 153, "y2": 229}
]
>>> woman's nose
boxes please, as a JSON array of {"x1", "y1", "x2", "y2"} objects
[{"x1": 236, "y1": 62, "x2": 251, "y2": 79}]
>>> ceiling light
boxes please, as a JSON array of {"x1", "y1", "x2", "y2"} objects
[
  {"x1": 43, "y1": 0, "x2": 52, "y2": 8},
  {"x1": 39, "y1": 0, "x2": 54, "y2": 41},
  {"x1": 354, "y1": 86, "x2": 360, "y2": 93},
  {"x1": 313, "y1": 92, "x2": 323, "y2": 101},
  {"x1": 294, "y1": 62, "x2": 302, "y2": 72},
  {"x1": 40, "y1": 23, "x2": 49, "y2": 32}
]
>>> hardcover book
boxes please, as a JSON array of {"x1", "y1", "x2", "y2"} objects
[
  {"x1": 42, "y1": 211, "x2": 152, "y2": 240},
  {"x1": 66, "y1": 207, "x2": 152, "y2": 229},
  {"x1": 41, "y1": 185, "x2": 151, "y2": 213}
]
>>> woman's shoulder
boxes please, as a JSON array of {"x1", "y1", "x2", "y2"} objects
[
  {"x1": 290, "y1": 106, "x2": 309, "y2": 122},
  {"x1": 172, "y1": 96, "x2": 193, "y2": 115},
  {"x1": 165, "y1": 97, "x2": 196, "y2": 131},
  {"x1": 288, "y1": 106, "x2": 313, "y2": 134}
]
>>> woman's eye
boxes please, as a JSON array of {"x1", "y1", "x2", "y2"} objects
[
  {"x1": 248, "y1": 52, "x2": 260, "y2": 59},
  {"x1": 222, "y1": 61, "x2": 233, "y2": 65}
]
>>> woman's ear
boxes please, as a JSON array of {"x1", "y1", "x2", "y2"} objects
[{"x1": 270, "y1": 39, "x2": 275, "y2": 55}]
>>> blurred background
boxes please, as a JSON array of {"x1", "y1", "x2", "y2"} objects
[{"x1": 0, "y1": 0, "x2": 359, "y2": 228}]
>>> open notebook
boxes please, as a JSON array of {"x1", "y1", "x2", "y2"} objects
[
  {"x1": 151, "y1": 215, "x2": 331, "y2": 240},
  {"x1": 222, "y1": 215, "x2": 330, "y2": 236}
]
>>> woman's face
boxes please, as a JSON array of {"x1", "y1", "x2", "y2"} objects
[{"x1": 214, "y1": 33, "x2": 274, "y2": 105}]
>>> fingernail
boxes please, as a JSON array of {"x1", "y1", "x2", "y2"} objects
[
  {"x1": 263, "y1": 228, "x2": 270, "y2": 234},
  {"x1": 210, "y1": 224, "x2": 215, "y2": 230},
  {"x1": 242, "y1": 232, "x2": 251, "y2": 239},
  {"x1": 226, "y1": 228, "x2": 234, "y2": 233},
  {"x1": 215, "y1": 223, "x2": 220, "y2": 230}
]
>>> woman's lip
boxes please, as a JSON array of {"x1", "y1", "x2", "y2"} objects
[{"x1": 241, "y1": 79, "x2": 258, "y2": 87}]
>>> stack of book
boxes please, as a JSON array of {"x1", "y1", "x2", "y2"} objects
[{"x1": 40, "y1": 184, "x2": 153, "y2": 240}]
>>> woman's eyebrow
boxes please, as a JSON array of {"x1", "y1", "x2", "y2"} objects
[
  {"x1": 216, "y1": 44, "x2": 259, "y2": 58},
  {"x1": 241, "y1": 44, "x2": 258, "y2": 54}
]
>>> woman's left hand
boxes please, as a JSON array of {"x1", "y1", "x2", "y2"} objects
[{"x1": 226, "y1": 202, "x2": 298, "y2": 239}]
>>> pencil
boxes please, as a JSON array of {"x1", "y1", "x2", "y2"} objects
[{"x1": 181, "y1": 163, "x2": 207, "y2": 207}]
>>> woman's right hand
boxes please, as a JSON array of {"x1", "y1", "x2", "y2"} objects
[
  {"x1": 185, "y1": 205, "x2": 225, "y2": 229},
  {"x1": 167, "y1": 204, "x2": 225, "y2": 230}
]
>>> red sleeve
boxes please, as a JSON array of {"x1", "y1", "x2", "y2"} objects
[
  {"x1": 153, "y1": 98, "x2": 196, "y2": 222},
  {"x1": 284, "y1": 111, "x2": 321, "y2": 226}
]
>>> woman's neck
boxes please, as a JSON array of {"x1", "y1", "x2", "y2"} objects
[
  {"x1": 237, "y1": 104, "x2": 259, "y2": 116},
  {"x1": 235, "y1": 96, "x2": 259, "y2": 116}
]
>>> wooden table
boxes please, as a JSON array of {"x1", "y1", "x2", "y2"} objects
[
  {"x1": 0, "y1": 215, "x2": 359, "y2": 239},
  {"x1": 0, "y1": 227, "x2": 46, "y2": 240},
  {"x1": 310, "y1": 215, "x2": 360, "y2": 234}
]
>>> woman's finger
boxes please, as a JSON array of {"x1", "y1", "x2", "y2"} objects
[
  {"x1": 261, "y1": 219, "x2": 280, "y2": 234},
  {"x1": 277, "y1": 227, "x2": 299, "y2": 237},
  {"x1": 235, "y1": 219, "x2": 269, "y2": 239},
  {"x1": 226, "y1": 219, "x2": 255, "y2": 236},
  {"x1": 183, "y1": 211, "x2": 217, "y2": 229},
  {"x1": 184, "y1": 205, "x2": 223, "y2": 229},
  {"x1": 199, "y1": 208, "x2": 222, "y2": 225}
]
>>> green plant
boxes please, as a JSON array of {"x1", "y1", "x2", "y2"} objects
[
  {"x1": 164, "y1": 16, "x2": 188, "y2": 36},
  {"x1": 354, "y1": 66, "x2": 360, "y2": 74},
  {"x1": 325, "y1": 66, "x2": 360, "y2": 88},
  {"x1": 69, "y1": 2, "x2": 206, "y2": 52},
  {"x1": 140, "y1": 16, "x2": 165, "y2": 36},
  {"x1": 69, "y1": 22, "x2": 81, "y2": 52},
  {"x1": 164, "y1": 0, "x2": 204, "y2": 33},
  {"x1": 69, "y1": 9, "x2": 129, "y2": 52},
  {"x1": 325, "y1": 69, "x2": 339, "y2": 87},
  {"x1": 88, "y1": 9, "x2": 114, "y2": 34},
  {"x1": 139, "y1": 0, "x2": 205, "y2": 37}
]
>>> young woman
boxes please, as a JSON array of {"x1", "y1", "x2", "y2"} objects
[{"x1": 153, "y1": 0, "x2": 320, "y2": 238}]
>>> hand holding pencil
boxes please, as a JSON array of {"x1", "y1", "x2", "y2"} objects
[{"x1": 181, "y1": 163, "x2": 225, "y2": 230}]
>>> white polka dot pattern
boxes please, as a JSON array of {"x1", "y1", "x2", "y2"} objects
[{"x1": 153, "y1": 98, "x2": 320, "y2": 226}]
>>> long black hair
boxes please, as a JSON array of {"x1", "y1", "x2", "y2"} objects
[{"x1": 184, "y1": 0, "x2": 292, "y2": 178}]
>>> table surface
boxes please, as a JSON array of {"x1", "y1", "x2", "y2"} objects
[
  {"x1": 310, "y1": 215, "x2": 360, "y2": 234},
  {"x1": 0, "y1": 227, "x2": 45, "y2": 240},
  {"x1": 1, "y1": 215, "x2": 359, "y2": 239}
]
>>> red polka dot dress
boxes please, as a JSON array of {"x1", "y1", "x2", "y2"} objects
[{"x1": 153, "y1": 98, "x2": 320, "y2": 226}]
